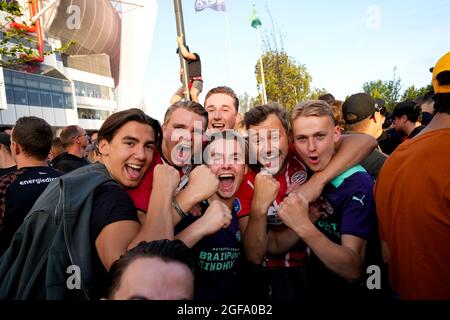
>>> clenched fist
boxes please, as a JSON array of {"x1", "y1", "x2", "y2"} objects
[
  {"x1": 278, "y1": 192, "x2": 309, "y2": 232},
  {"x1": 199, "y1": 200, "x2": 232, "y2": 236},
  {"x1": 153, "y1": 163, "x2": 180, "y2": 195},
  {"x1": 186, "y1": 165, "x2": 219, "y2": 203},
  {"x1": 251, "y1": 172, "x2": 280, "y2": 216}
]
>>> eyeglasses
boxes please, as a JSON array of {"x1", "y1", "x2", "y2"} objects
[{"x1": 73, "y1": 132, "x2": 89, "y2": 140}]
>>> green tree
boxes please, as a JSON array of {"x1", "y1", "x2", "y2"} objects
[
  {"x1": 0, "y1": 2, "x2": 74, "y2": 66},
  {"x1": 401, "y1": 84, "x2": 433, "y2": 101},
  {"x1": 309, "y1": 87, "x2": 328, "y2": 100},
  {"x1": 362, "y1": 68, "x2": 402, "y2": 111},
  {"x1": 255, "y1": 51, "x2": 311, "y2": 111}
]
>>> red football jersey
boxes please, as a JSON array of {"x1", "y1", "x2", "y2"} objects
[{"x1": 234, "y1": 148, "x2": 309, "y2": 268}]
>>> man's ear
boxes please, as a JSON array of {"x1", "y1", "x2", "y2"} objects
[
  {"x1": 11, "y1": 140, "x2": 20, "y2": 156},
  {"x1": 372, "y1": 112, "x2": 379, "y2": 123},
  {"x1": 98, "y1": 139, "x2": 109, "y2": 156},
  {"x1": 162, "y1": 124, "x2": 168, "y2": 140},
  {"x1": 334, "y1": 125, "x2": 341, "y2": 143}
]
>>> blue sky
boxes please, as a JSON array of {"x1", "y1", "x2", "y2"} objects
[{"x1": 143, "y1": 0, "x2": 450, "y2": 121}]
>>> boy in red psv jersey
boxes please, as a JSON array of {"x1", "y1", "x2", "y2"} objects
[{"x1": 235, "y1": 104, "x2": 377, "y2": 301}]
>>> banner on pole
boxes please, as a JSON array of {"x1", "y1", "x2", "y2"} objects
[{"x1": 195, "y1": 0, "x2": 226, "y2": 12}]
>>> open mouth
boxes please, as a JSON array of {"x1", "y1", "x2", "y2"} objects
[
  {"x1": 174, "y1": 144, "x2": 191, "y2": 162},
  {"x1": 212, "y1": 123, "x2": 225, "y2": 130},
  {"x1": 261, "y1": 151, "x2": 280, "y2": 167},
  {"x1": 309, "y1": 156, "x2": 319, "y2": 165},
  {"x1": 125, "y1": 163, "x2": 143, "y2": 180},
  {"x1": 218, "y1": 173, "x2": 235, "y2": 192}
]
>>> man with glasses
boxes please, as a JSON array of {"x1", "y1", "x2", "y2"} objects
[
  {"x1": 342, "y1": 93, "x2": 388, "y2": 179},
  {"x1": 52, "y1": 125, "x2": 90, "y2": 173}
]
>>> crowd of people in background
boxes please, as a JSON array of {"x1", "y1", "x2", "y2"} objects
[{"x1": 0, "y1": 51, "x2": 448, "y2": 301}]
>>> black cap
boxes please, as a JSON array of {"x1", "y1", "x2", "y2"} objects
[
  {"x1": 342, "y1": 93, "x2": 379, "y2": 124},
  {"x1": 375, "y1": 98, "x2": 385, "y2": 109},
  {"x1": 392, "y1": 100, "x2": 421, "y2": 118},
  {"x1": 0, "y1": 132, "x2": 11, "y2": 147},
  {"x1": 375, "y1": 98, "x2": 387, "y2": 115}
]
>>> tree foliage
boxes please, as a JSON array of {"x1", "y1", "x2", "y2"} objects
[
  {"x1": 401, "y1": 84, "x2": 433, "y2": 101},
  {"x1": 0, "y1": 2, "x2": 75, "y2": 66},
  {"x1": 362, "y1": 68, "x2": 402, "y2": 112},
  {"x1": 309, "y1": 87, "x2": 328, "y2": 100},
  {"x1": 362, "y1": 67, "x2": 433, "y2": 111},
  {"x1": 255, "y1": 51, "x2": 311, "y2": 111}
]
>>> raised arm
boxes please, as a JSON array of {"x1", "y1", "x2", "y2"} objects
[
  {"x1": 266, "y1": 201, "x2": 332, "y2": 255},
  {"x1": 278, "y1": 192, "x2": 366, "y2": 281},
  {"x1": 172, "y1": 165, "x2": 219, "y2": 225},
  {"x1": 128, "y1": 163, "x2": 180, "y2": 249},
  {"x1": 175, "y1": 200, "x2": 231, "y2": 247},
  {"x1": 240, "y1": 173, "x2": 279, "y2": 264},
  {"x1": 177, "y1": 34, "x2": 197, "y2": 61}
]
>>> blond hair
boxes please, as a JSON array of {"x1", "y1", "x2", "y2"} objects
[{"x1": 291, "y1": 100, "x2": 336, "y2": 125}]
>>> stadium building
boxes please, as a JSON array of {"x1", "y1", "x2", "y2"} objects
[{"x1": 0, "y1": 0, "x2": 157, "y2": 131}]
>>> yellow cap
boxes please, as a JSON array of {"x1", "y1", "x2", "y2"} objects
[{"x1": 432, "y1": 52, "x2": 450, "y2": 94}]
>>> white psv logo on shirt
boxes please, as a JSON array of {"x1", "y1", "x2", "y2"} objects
[{"x1": 291, "y1": 170, "x2": 307, "y2": 185}]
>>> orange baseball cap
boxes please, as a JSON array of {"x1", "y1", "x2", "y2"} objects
[{"x1": 432, "y1": 52, "x2": 450, "y2": 94}]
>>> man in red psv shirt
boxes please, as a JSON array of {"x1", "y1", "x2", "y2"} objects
[
  {"x1": 127, "y1": 101, "x2": 220, "y2": 239},
  {"x1": 235, "y1": 104, "x2": 377, "y2": 301}
]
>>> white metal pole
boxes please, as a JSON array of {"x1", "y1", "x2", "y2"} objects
[{"x1": 256, "y1": 26, "x2": 267, "y2": 104}]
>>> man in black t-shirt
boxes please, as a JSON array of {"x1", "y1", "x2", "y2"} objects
[
  {"x1": 0, "y1": 117, "x2": 61, "y2": 254},
  {"x1": 171, "y1": 34, "x2": 203, "y2": 104},
  {"x1": 84, "y1": 109, "x2": 168, "y2": 298}
]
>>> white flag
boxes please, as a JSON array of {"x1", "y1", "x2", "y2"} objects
[{"x1": 195, "y1": 0, "x2": 226, "y2": 12}]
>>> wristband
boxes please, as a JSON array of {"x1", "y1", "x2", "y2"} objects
[{"x1": 172, "y1": 197, "x2": 188, "y2": 218}]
